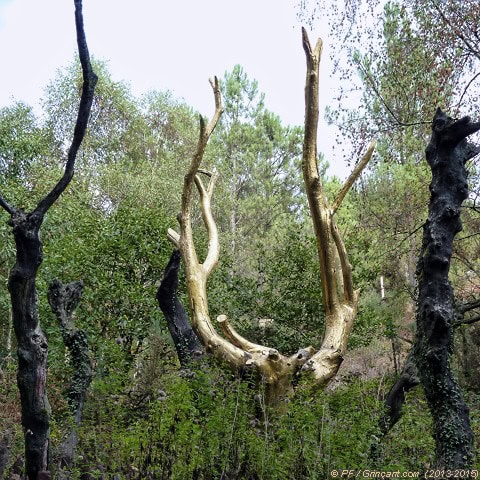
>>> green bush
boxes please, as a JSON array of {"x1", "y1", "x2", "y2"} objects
[{"x1": 60, "y1": 364, "x2": 453, "y2": 479}]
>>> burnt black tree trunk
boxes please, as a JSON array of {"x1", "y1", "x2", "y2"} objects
[
  {"x1": 157, "y1": 250, "x2": 204, "y2": 366},
  {"x1": 0, "y1": 428, "x2": 12, "y2": 479},
  {"x1": 0, "y1": 2, "x2": 97, "y2": 478},
  {"x1": 379, "y1": 349, "x2": 419, "y2": 435},
  {"x1": 414, "y1": 108, "x2": 480, "y2": 468},
  {"x1": 47, "y1": 279, "x2": 92, "y2": 476},
  {"x1": 370, "y1": 348, "x2": 419, "y2": 459},
  {"x1": 371, "y1": 296, "x2": 480, "y2": 459}
]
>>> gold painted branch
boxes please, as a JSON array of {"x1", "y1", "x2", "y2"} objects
[
  {"x1": 164, "y1": 29, "x2": 376, "y2": 404},
  {"x1": 217, "y1": 314, "x2": 266, "y2": 353},
  {"x1": 194, "y1": 173, "x2": 219, "y2": 276},
  {"x1": 331, "y1": 139, "x2": 376, "y2": 215},
  {"x1": 300, "y1": 28, "x2": 374, "y2": 387}
]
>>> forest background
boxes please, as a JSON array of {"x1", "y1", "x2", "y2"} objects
[{"x1": 1, "y1": 0, "x2": 480, "y2": 478}]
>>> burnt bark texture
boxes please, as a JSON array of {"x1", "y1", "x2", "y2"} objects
[
  {"x1": 371, "y1": 297, "x2": 480, "y2": 458},
  {"x1": 0, "y1": 2, "x2": 97, "y2": 478},
  {"x1": 370, "y1": 349, "x2": 419, "y2": 459},
  {"x1": 379, "y1": 349, "x2": 420, "y2": 435},
  {"x1": 414, "y1": 108, "x2": 480, "y2": 468},
  {"x1": 157, "y1": 250, "x2": 204, "y2": 366},
  {"x1": 48, "y1": 279, "x2": 92, "y2": 475},
  {"x1": 0, "y1": 429, "x2": 12, "y2": 478},
  {"x1": 8, "y1": 211, "x2": 51, "y2": 478}
]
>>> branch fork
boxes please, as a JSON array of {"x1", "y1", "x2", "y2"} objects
[
  {"x1": 167, "y1": 30, "x2": 375, "y2": 402},
  {"x1": 299, "y1": 28, "x2": 375, "y2": 386}
]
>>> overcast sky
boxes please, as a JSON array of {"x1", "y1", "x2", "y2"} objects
[{"x1": 0, "y1": 0, "x2": 349, "y2": 175}]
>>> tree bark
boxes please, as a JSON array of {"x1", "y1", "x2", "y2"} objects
[
  {"x1": 414, "y1": 108, "x2": 480, "y2": 468},
  {"x1": 47, "y1": 278, "x2": 92, "y2": 474},
  {"x1": 0, "y1": 429, "x2": 12, "y2": 479},
  {"x1": 370, "y1": 348, "x2": 419, "y2": 459},
  {"x1": 379, "y1": 349, "x2": 419, "y2": 435},
  {"x1": 8, "y1": 210, "x2": 51, "y2": 479},
  {"x1": 371, "y1": 297, "x2": 480, "y2": 457},
  {"x1": 299, "y1": 27, "x2": 375, "y2": 386},
  {"x1": 0, "y1": 2, "x2": 97, "y2": 478},
  {"x1": 157, "y1": 250, "x2": 205, "y2": 366}
]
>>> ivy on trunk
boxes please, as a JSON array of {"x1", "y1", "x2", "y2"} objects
[
  {"x1": 47, "y1": 279, "x2": 92, "y2": 476},
  {"x1": 414, "y1": 108, "x2": 480, "y2": 468}
]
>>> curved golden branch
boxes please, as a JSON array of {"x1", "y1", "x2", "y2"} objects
[
  {"x1": 331, "y1": 218, "x2": 354, "y2": 303},
  {"x1": 195, "y1": 174, "x2": 219, "y2": 277},
  {"x1": 331, "y1": 139, "x2": 376, "y2": 215},
  {"x1": 180, "y1": 78, "x2": 224, "y2": 269},
  {"x1": 217, "y1": 314, "x2": 268, "y2": 354}
]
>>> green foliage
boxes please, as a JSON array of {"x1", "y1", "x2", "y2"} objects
[
  {"x1": 43, "y1": 58, "x2": 139, "y2": 167},
  {"x1": 58, "y1": 366, "x2": 446, "y2": 478},
  {"x1": 208, "y1": 65, "x2": 304, "y2": 265},
  {"x1": 0, "y1": 102, "x2": 51, "y2": 180}
]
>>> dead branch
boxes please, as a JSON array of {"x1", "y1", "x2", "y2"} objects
[
  {"x1": 299, "y1": 28, "x2": 374, "y2": 386},
  {"x1": 166, "y1": 29, "x2": 375, "y2": 402},
  {"x1": 332, "y1": 139, "x2": 376, "y2": 215}
]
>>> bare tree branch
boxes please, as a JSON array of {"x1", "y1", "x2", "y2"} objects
[
  {"x1": 178, "y1": 77, "x2": 223, "y2": 271},
  {"x1": 301, "y1": 27, "x2": 339, "y2": 315},
  {"x1": 194, "y1": 173, "x2": 219, "y2": 276},
  {"x1": 217, "y1": 314, "x2": 268, "y2": 354},
  {"x1": 0, "y1": 196, "x2": 15, "y2": 215},
  {"x1": 157, "y1": 250, "x2": 204, "y2": 365},
  {"x1": 457, "y1": 298, "x2": 480, "y2": 314},
  {"x1": 331, "y1": 218, "x2": 355, "y2": 303},
  {"x1": 332, "y1": 139, "x2": 376, "y2": 215},
  {"x1": 455, "y1": 71, "x2": 480, "y2": 113},
  {"x1": 356, "y1": 61, "x2": 430, "y2": 128},
  {"x1": 431, "y1": 0, "x2": 480, "y2": 62},
  {"x1": 167, "y1": 228, "x2": 180, "y2": 248},
  {"x1": 455, "y1": 315, "x2": 480, "y2": 327},
  {"x1": 34, "y1": 0, "x2": 98, "y2": 218}
]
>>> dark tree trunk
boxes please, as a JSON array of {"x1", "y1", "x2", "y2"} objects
[
  {"x1": 48, "y1": 279, "x2": 92, "y2": 475},
  {"x1": 0, "y1": 428, "x2": 12, "y2": 478},
  {"x1": 157, "y1": 250, "x2": 204, "y2": 366},
  {"x1": 0, "y1": 3, "x2": 97, "y2": 478},
  {"x1": 371, "y1": 297, "x2": 480, "y2": 458},
  {"x1": 370, "y1": 348, "x2": 419, "y2": 459},
  {"x1": 414, "y1": 108, "x2": 480, "y2": 468},
  {"x1": 379, "y1": 349, "x2": 419, "y2": 435},
  {"x1": 7, "y1": 211, "x2": 50, "y2": 478}
]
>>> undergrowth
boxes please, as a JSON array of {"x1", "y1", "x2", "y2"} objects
[{"x1": 2, "y1": 352, "x2": 479, "y2": 479}]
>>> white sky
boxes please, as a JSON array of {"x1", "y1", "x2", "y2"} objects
[{"x1": 0, "y1": 0, "x2": 348, "y2": 176}]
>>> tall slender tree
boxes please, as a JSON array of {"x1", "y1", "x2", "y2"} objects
[{"x1": 0, "y1": 1, "x2": 97, "y2": 478}]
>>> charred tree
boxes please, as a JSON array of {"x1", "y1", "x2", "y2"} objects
[
  {"x1": 379, "y1": 349, "x2": 419, "y2": 435},
  {"x1": 157, "y1": 249, "x2": 205, "y2": 366},
  {"x1": 371, "y1": 296, "x2": 480, "y2": 459},
  {"x1": 47, "y1": 279, "x2": 92, "y2": 475},
  {"x1": 414, "y1": 108, "x2": 480, "y2": 468},
  {"x1": 370, "y1": 349, "x2": 419, "y2": 459},
  {"x1": 0, "y1": 429, "x2": 12, "y2": 479},
  {"x1": 0, "y1": 2, "x2": 97, "y2": 478}
]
